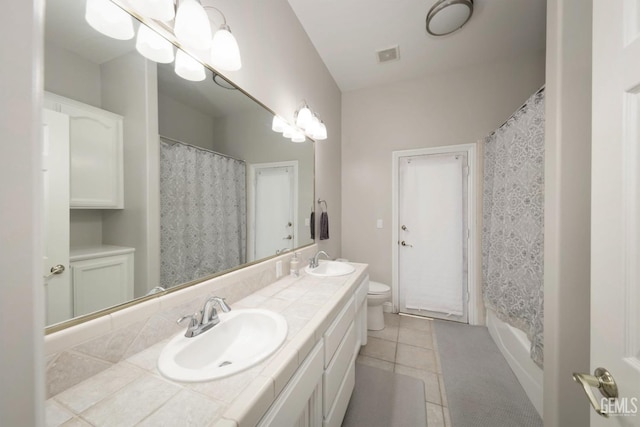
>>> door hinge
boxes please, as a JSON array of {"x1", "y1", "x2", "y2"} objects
[
  {"x1": 463, "y1": 165, "x2": 470, "y2": 176},
  {"x1": 467, "y1": 228, "x2": 470, "y2": 240}
]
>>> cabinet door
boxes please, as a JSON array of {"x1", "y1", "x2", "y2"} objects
[
  {"x1": 44, "y1": 92, "x2": 124, "y2": 209},
  {"x1": 258, "y1": 342, "x2": 324, "y2": 427},
  {"x1": 71, "y1": 253, "x2": 134, "y2": 316},
  {"x1": 62, "y1": 103, "x2": 124, "y2": 208}
]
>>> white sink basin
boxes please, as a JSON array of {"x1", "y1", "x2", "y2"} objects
[
  {"x1": 305, "y1": 261, "x2": 355, "y2": 277},
  {"x1": 158, "y1": 309, "x2": 287, "y2": 382}
]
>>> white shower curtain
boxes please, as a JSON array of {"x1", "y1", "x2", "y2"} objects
[
  {"x1": 160, "y1": 139, "x2": 246, "y2": 288},
  {"x1": 483, "y1": 88, "x2": 545, "y2": 367}
]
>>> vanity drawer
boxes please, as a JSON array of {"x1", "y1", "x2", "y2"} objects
[
  {"x1": 323, "y1": 354, "x2": 356, "y2": 427},
  {"x1": 323, "y1": 322, "x2": 356, "y2": 417},
  {"x1": 324, "y1": 296, "x2": 355, "y2": 367}
]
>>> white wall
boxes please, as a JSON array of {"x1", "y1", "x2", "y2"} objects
[
  {"x1": 212, "y1": 0, "x2": 342, "y2": 257},
  {"x1": 44, "y1": 42, "x2": 102, "y2": 108},
  {"x1": 341, "y1": 51, "x2": 545, "y2": 295},
  {"x1": 102, "y1": 52, "x2": 161, "y2": 297},
  {"x1": 69, "y1": 210, "x2": 103, "y2": 247},
  {"x1": 0, "y1": 1, "x2": 45, "y2": 425},
  {"x1": 158, "y1": 92, "x2": 218, "y2": 150},
  {"x1": 543, "y1": 0, "x2": 592, "y2": 425}
]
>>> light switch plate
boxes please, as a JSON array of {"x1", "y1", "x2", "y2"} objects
[
  {"x1": 305, "y1": 218, "x2": 310, "y2": 226},
  {"x1": 377, "y1": 219, "x2": 383, "y2": 229}
]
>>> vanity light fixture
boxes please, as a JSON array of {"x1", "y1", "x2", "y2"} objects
[
  {"x1": 85, "y1": 0, "x2": 242, "y2": 80},
  {"x1": 272, "y1": 116, "x2": 287, "y2": 133},
  {"x1": 426, "y1": 0, "x2": 474, "y2": 36},
  {"x1": 272, "y1": 103, "x2": 328, "y2": 142},
  {"x1": 295, "y1": 104, "x2": 313, "y2": 130},
  {"x1": 206, "y1": 6, "x2": 242, "y2": 72},
  {"x1": 282, "y1": 124, "x2": 295, "y2": 139},
  {"x1": 135, "y1": 0, "x2": 175, "y2": 22},
  {"x1": 136, "y1": 24, "x2": 175, "y2": 63},
  {"x1": 85, "y1": 0, "x2": 134, "y2": 40},
  {"x1": 291, "y1": 128, "x2": 306, "y2": 143},
  {"x1": 311, "y1": 119, "x2": 327, "y2": 140},
  {"x1": 174, "y1": 0, "x2": 212, "y2": 51},
  {"x1": 175, "y1": 49, "x2": 206, "y2": 81}
]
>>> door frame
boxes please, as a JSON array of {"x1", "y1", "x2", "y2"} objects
[
  {"x1": 247, "y1": 160, "x2": 299, "y2": 261},
  {"x1": 391, "y1": 143, "x2": 478, "y2": 325}
]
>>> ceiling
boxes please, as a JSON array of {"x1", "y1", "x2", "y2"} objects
[{"x1": 287, "y1": 0, "x2": 546, "y2": 92}]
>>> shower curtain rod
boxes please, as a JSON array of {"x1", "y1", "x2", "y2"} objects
[
  {"x1": 489, "y1": 85, "x2": 545, "y2": 137},
  {"x1": 159, "y1": 135, "x2": 245, "y2": 163}
]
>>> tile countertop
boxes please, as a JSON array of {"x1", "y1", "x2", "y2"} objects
[{"x1": 46, "y1": 263, "x2": 369, "y2": 427}]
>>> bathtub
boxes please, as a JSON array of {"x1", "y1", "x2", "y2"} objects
[{"x1": 486, "y1": 309, "x2": 543, "y2": 417}]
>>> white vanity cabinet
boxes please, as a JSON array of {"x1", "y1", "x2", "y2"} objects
[
  {"x1": 70, "y1": 246, "x2": 134, "y2": 317},
  {"x1": 257, "y1": 274, "x2": 368, "y2": 427},
  {"x1": 44, "y1": 92, "x2": 124, "y2": 209}
]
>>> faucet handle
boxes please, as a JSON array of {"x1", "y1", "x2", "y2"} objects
[
  {"x1": 177, "y1": 312, "x2": 198, "y2": 328},
  {"x1": 216, "y1": 297, "x2": 231, "y2": 313}
]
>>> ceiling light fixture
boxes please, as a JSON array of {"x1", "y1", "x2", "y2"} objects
[{"x1": 426, "y1": 0, "x2": 474, "y2": 36}]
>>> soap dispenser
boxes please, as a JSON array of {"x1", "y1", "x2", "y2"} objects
[{"x1": 290, "y1": 252, "x2": 300, "y2": 277}]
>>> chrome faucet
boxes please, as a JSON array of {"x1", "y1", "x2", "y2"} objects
[
  {"x1": 309, "y1": 250, "x2": 331, "y2": 268},
  {"x1": 177, "y1": 296, "x2": 231, "y2": 338}
]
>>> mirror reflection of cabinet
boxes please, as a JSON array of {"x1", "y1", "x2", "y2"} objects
[
  {"x1": 70, "y1": 246, "x2": 134, "y2": 317},
  {"x1": 44, "y1": 92, "x2": 124, "y2": 209}
]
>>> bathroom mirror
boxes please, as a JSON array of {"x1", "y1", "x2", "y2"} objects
[{"x1": 43, "y1": 0, "x2": 314, "y2": 331}]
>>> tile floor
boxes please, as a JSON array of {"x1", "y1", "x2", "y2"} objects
[{"x1": 357, "y1": 313, "x2": 451, "y2": 427}]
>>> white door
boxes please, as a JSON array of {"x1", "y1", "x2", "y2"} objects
[
  {"x1": 397, "y1": 152, "x2": 468, "y2": 323},
  {"x1": 252, "y1": 163, "x2": 296, "y2": 260},
  {"x1": 42, "y1": 109, "x2": 72, "y2": 325},
  {"x1": 584, "y1": 0, "x2": 640, "y2": 423}
]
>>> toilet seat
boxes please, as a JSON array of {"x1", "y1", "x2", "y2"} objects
[{"x1": 368, "y1": 281, "x2": 390, "y2": 295}]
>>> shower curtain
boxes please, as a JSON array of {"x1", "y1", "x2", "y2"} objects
[
  {"x1": 160, "y1": 139, "x2": 247, "y2": 288},
  {"x1": 482, "y1": 88, "x2": 545, "y2": 367}
]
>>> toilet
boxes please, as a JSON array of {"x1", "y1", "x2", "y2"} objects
[{"x1": 367, "y1": 280, "x2": 391, "y2": 330}]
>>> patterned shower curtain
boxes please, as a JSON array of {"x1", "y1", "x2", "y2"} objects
[
  {"x1": 160, "y1": 139, "x2": 247, "y2": 288},
  {"x1": 482, "y1": 88, "x2": 545, "y2": 367}
]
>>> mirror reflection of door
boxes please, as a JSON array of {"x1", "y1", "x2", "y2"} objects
[
  {"x1": 250, "y1": 162, "x2": 298, "y2": 260},
  {"x1": 43, "y1": 109, "x2": 72, "y2": 325}
]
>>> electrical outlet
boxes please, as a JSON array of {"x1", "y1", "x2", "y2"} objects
[
  {"x1": 377, "y1": 219, "x2": 383, "y2": 229},
  {"x1": 275, "y1": 260, "x2": 283, "y2": 278}
]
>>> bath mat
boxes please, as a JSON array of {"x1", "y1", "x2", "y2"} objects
[
  {"x1": 342, "y1": 362, "x2": 426, "y2": 427},
  {"x1": 434, "y1": 320, "x2": 542, "y2": 427}
]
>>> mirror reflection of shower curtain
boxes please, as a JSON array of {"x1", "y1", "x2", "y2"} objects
[
  {"x1": 398, "y1": 153, "x2": 467, "y2": 320},
  {"x1": 160, "y1": 140, "x2": 246, "y2": 288}
]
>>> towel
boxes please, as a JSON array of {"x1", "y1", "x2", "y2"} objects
[
  {"x1": 320, "y1": 211, "x2": 329, "y2": 240},
  {"x1": 310, "y1": 211, "x2": 315, "y2": 239}
]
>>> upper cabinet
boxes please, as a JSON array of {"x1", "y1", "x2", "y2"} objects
[{"x1": 44, "y1": 92, "x2": 124, "y2": 209}]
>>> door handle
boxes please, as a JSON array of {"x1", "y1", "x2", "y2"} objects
[
  {"x1": 572, "y1": 367, "x2": 618, "y2": 417},
  {"x1": 283, "y1": 235, "x2": 293, "y2": 240},
  {"x1": 400, "y1": 241, "x2": 413, "y2": 247},
  {"x1": 44, "y1": 264, "x2": 65, "y2": 279}
]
